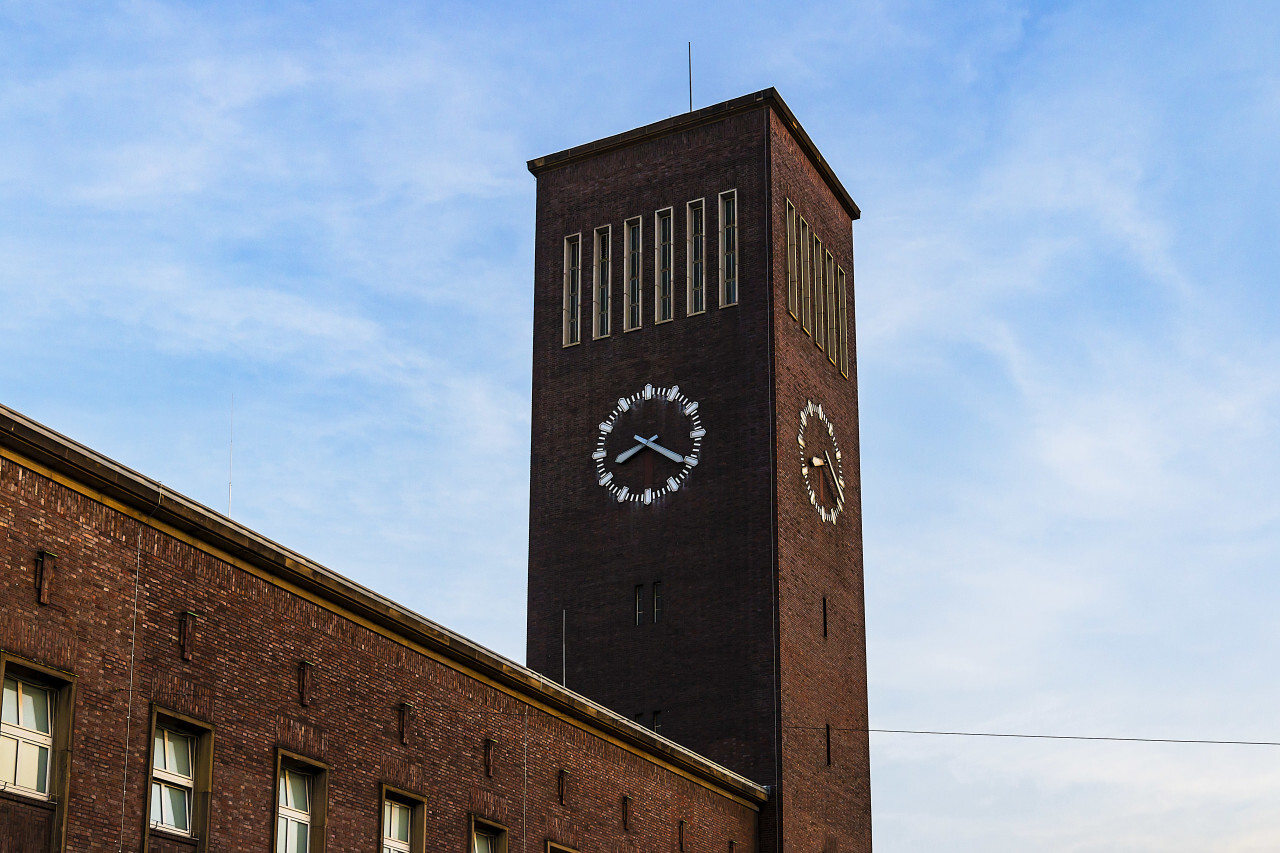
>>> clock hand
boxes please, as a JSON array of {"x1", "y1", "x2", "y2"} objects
[
  {"x1": 616, "y1": 435, "x2": 659, "y2": 464},
  {"x1": 634, "y1": 435, "x2": 686, "y2": 464},
  {"x1": 823, "y1": 450, "x2": 844, "y2": 503}
]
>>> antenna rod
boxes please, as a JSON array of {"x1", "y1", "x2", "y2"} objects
[
  {"x1": 227, "y1": 393, "x2": 234, "y2": 515},
  {"x1": 688, "y1": 42, "x2": 693, "y2": 112}
]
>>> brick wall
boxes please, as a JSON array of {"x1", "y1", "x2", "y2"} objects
[{"x1": 0, "y1": 449, "x2": 759, "y2": 852}]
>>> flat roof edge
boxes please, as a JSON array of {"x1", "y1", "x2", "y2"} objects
[
  {"x1": 528, "y1": 87, "x2": 860, "y2": 221},
  {"x1": 0, "y1": 402, "x2": 767, "y2": 805}
]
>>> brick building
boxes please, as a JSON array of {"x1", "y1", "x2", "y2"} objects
[{"x1": 0, "y1": 88, "x2": 868, "y2": 853}]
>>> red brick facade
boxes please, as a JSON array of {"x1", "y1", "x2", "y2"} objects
[
  {"x1": 526, "y1": 91, "x2": 871, "y2": 853},
  {"x1": 0, "y1": 410, "x2": 763, "y2": 852}
]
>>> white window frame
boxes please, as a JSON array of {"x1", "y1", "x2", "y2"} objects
[
  {"x1": 624, "y1": 217, "x2": 643, "y2": 331},
  {"x1": 277, "y1": 766, "x2": 314, "y2": 853},
  {"x1": 654, "y1": 208, "x2": 674, "y2": 323},
  {"x1": 686, "y1": 198, "x2": 706, "y2": 316},
  {"x1": 150, "y1": 726, "x2": 195, "y2": 835},
  {"x1": 383, "y1": 797, "x2": 413, "y2": 853},
  {"x1": 798, "y1": 217, "x2": 811, "y2": 333},
  {"x1": 718, "y1": 189, "x2": 738, "y2": 307},
  {"x1": 593, "y1": 226, "x2": 612, "y2": 339},
  {"x1": 562, "y1": 234, "x2": 582, "y2": 347},
  {"x1": 0, "y1": 675, "x2": 53, "y2": 799},
  {"x1": 785, "y1": 200, "x2": 798, "y2": 318}
]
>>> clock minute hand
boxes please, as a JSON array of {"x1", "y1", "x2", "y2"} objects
[
  {"x1": 616, "y1": 435, "x2": 659, "y2": 464},
  {"x1": 634, "y1": 435, "x2": 685, "y2": 464},
  {"x1": 823, "y1": 450, "x2": 844, "y2": 502}
]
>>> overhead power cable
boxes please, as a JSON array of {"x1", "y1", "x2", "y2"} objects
[{"x1": 784, "y1": 725, "x2": 1280, "y2": 747}]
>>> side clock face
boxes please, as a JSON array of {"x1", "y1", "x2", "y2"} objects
[
  {"x1": 798, "y1": 399, "x2": 845, "y2": 524},
  {"x1": 593, "y1": 383, "x2": 705, "y2": 505}
]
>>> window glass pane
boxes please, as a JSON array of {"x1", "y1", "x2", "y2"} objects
[
  {"x1": 152, "y1": 782, "x2": 163, "y2": 824},
  {"x1": 16, "y1": 740, "x2": 48, "y2": 792},
  {"x1": 166, "y1": 784, "x2": 190, "y2": 831},
  {"x1": 288, "y1": 770, "x2": 310, "y2": 813},
  {"x1": 277, "y1": 816, "x2": 289, "y2": 853},
  {"x1": 1, "y1": 735, "x2": 17, "y2": 785},
  {"x1": 392, "y1": 802, "x2": 410, "y2": 841},
  {"x1": 168, "y1": 732, "x2": 192, "y2": 778},
  {"x1": 1, "y1": 678, "x2": 16, "y2": 725},
  {"x1": 292, "y1": 820, "x2": 309, "y2": 853},
  {"x1": 475, "y1": 831, "x2": 494, "y2": 853},
  {"x1": 278, "y1": 772, "x2": 288, "y2": 807},
  {"x1": 384, "y1": 800, "x2": 392, "y2": 837},
  {"x1": 22, "y1": 684, "x2": 49, "y2": 734},
  {"x1": 153, "y1": 730, "x2": 166, "y2": 770}
]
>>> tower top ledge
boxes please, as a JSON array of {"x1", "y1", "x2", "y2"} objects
[{"x1": 527, "y1": 87, "x2": 861, "y2": 222}]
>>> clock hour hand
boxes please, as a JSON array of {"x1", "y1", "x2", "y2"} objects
[
  {"x1": 634, "y1": 435, "x2": 685, "y2": 464},
  {"x1": 823, "y1": 450, "x2": 844, "y2": 502},
  {"x1": 616, "y1": 435, "x2": 658, "y2": 464}
]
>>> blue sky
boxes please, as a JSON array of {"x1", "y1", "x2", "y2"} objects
[{"x1": 3, "y1": 1, "x2": 1279, "y2": 849}]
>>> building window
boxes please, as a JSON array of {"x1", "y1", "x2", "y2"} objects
[
  {"x1": 563, "y1": 235, "x2": 582, "y2": 346},
  {"x1": 624, "y1": 218, "x2": 642, "y2": 330},
  {"x1": 687, "y1": 200, "x2": 705, "y2": 315},
  {"x1": 1, "y1": 675, "x2": 52, "y2": 798},
  {"x1": 652, "y1": 582, "x2": 663, "y2": 623},
  {"x1": 383, "y1": 799, "x2": 412, "y2": 853},
  {"x1": 826, "y1": 251, "x2": 838, "y2": 364},
  {"x1": 655, "y1": 209, "x2": 673, "y2": 322},
  {"x1": 275, "y1": 752, "x2": 327, "y2": 853},
  {"x1": 150, "y1": 727, "x2": 194, "y2": 834},
  {"x1": 719, "y1": 191, "x2": 738, "y2": 306},
  {"x1": 634, "y1": 585, "x2": 644, "y2": 626},
  {"x1": 813, "y1": 235, "x2": 825, "y2": 351},
  {"x1": 381, "y1": 787, "x2": 426, "y2": 853},
  {"x1": 471, "y1": 817, "x2": 508, "y2": 853},
  {"x1": 798, "y1": 217, "x2": 811, "y2": 333},
  {"x1": 0, "y1": 656, "x2": 75, "y2": 845},
  {"x1": 277, "y1": 768, "x2": 313, "y2": 853},
  {"x1": 594, "y1": 227, "x2": 611, "y2": 339},
  {"x1": 651, "y1": 711, "x2": 662, "y2": 733},
  {"x1": 837, "y1": 266, "x2": 850, "y2": 377},
  {"x1": 786, "y1": 200, "x2": 798, "y2": 318}
]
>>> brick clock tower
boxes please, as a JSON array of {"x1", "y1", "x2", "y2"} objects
[{"x1": 527, "y1": 89, "x2": 871, "y2": 853}]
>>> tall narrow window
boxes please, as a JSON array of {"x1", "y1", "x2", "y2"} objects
[
  {"x1": 651, "y1": 711, "x2": 662, "y2": 733},
  {"x1": 635, "y1": 585, "x2": 644, "y2": 626},
  {"x1": 786, "y1": 201, "x2": 798, "y2": 318},
  {"x1": 799, "y1": 218, "x2": 811, "y2": 333},
  {"x1": 814, "y1": 237, "x2": 827, "y2": 350},
  {"x1": 810, "y1": 232, "x2": 822, "y2": 345},
  {"x1": 383, "y1": 798, "x2": 412, "y2": 853},
  {"x1": 719, "y1": 191, "x2": 738, "y2": 306},
  {"x1": 563, "y1": 235, "x2": 582, "y2": 346},
  {"x1": 593, "y1": 227, "x2": 611, "y2": 338},
  {"x1": 826, "y1": 251, "x2": 838, "y2": 364},
  {"x1": 652, "y1": 582, "x2": 664, "y2": 623},
  {"x1": 687, "y1": 200, "x2": 705, "y2": 315},
  {"x1": 277, "y1": 767, "x2": 315, "y2": 853},
  {"x1": 150, "y1": 727, "x2": 194, "y2": 835},
  {"x1": 655, "y1": 209, "x2": 673, "y2": 322},
  {"x1": 625, "y1": 218, "x2": 642, "y2": 330},
  {"x1": 1, "y1": 676, "x2": 52, "y2": 798},
  {"x1": 837, "y1": 266, "x2": 850, "y2": 378}
]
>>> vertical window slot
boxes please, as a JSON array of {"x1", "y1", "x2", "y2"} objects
[
  {"x1": 655, "y1": 210, "x2": 674, "y2": 322},
  {"x1": 719, "y1": 191, "x2": 738, "y2": 306},
  {"x1": 563, "y1": 235, "x2": 582, "y2": 346},
  {"x1": 625, "y1": 218, "x2": 643, "y2": 330},
  {"x1": 687, "y1": 200, "x2": 705, "y2": 315},
  {"x1": 594, "y1": 227, "x2": 611, "y2": 339}
]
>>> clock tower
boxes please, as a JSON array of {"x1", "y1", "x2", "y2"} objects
[{"x1": 526, "y1": 89, "x2": 870, "y2": 853}]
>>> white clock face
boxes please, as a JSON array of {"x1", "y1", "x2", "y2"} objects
[
  {"x1": 798, "y1": 399, "x2": 845, "y2": 524},
  {"x1": 593, "y1": 383, "x2": 705, "y2": 505}
]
